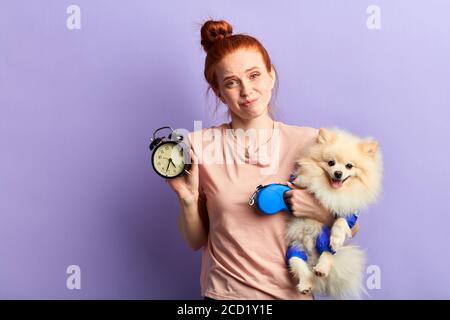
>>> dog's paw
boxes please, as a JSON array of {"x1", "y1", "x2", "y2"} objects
[
  {"x1": 330, "y1": 232, "x2": 345, "y2": 252},
  {"x1": 313, "y1": 263, "x2": 330, "y2": 278},
  {"x1": 297, "y1": 281, "x2": 313, "y2": 295}
]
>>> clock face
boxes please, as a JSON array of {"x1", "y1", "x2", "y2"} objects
[{"x1": 152, "y1": 142, "x2": 186, "y2": 178}]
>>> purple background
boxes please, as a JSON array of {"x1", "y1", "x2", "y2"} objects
[{"x1": 1, "y1": 0, "x2": 449, "y2": 299}]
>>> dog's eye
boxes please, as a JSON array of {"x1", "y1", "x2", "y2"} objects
[
  {"x1": 346, "y1": 163, "x2": 353, "y2": 169},
  {"x1": 328, "y1": 160, "x2": 335, "y2": 167}
]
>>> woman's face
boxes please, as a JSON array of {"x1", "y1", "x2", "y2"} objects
[{"x1": 215, "y1": 49, "x2": 276, "y2": 120}]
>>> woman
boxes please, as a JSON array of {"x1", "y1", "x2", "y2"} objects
[{"x1": 167, "y1": 20, "x2": 359, "y2": 300}]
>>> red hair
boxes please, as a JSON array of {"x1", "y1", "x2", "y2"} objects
[{"x1": 200, "y1": 20, "x2": 277, "y2": 116}]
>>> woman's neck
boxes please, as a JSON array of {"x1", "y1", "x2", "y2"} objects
[{"x1": 229, "y1": 113, "x2": 274, "y2": 132}]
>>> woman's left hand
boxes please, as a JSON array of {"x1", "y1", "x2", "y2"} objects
[
  {"x1": 284, "y1": 181, "x2": 360, "y2": 237},
  {"x1": 284, "y1": 181, "x2": 334, "y2": 227}
]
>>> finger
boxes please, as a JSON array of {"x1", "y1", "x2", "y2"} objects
[
  {"x1": 284, "y1": 190, "x2": 292, "y2": 197},
  {"x1": 283, "y1": 191, "x2": 292, "y2": 200},
  {"x1": 286, "y1": 181, "x2": 299, "y2": 189},
  {"x1": 285, "y1": 199, "x2": 292, "y2": 211}
]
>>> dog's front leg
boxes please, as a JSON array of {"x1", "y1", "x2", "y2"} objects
[
  {"x1": 313, "y1": 252, "x2": 333, "y2": 277},
  {"x1": 330, "y1": 218, "x2": 351, "y2": 252},
  {"x1": 288, "y1": 257, "x2": 314, "y2": 295}
]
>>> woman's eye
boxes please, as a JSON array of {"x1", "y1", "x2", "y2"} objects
[
  {"x1": 225, "y1": 80, "x2": 239, "y2": 88},
  {"x1": 250, "y1": 72, "x2": 260, "y2": 79},
  {"x1": 328, "y1": 160, "x2": 335, "y2": 167},
  {"x1": 346, "y1": 163, "x2": 353, "y2": 169}
]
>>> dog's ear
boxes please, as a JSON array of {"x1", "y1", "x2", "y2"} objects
[
  {"x1": 317, "y1": 128, "x2": 335, "y2": 144},
  {"x1": 359, "y1": 141, "x2": 379, "y2": 158}
]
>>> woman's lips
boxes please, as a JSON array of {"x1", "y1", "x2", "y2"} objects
[{"x1": 240, "y1": 98, "x2": 258, "y2": 107}]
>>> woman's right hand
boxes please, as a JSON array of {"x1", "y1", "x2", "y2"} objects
[{"x1": 166, "y1": 149, "x2": 199, "y2": 204}]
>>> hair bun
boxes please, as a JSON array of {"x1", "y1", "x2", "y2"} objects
[{"x1": 200, "y1": 20, "x2": 233, "y2": 52}]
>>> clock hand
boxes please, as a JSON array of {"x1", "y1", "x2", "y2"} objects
[
  {"x1": 165, "y1": 160, "x2": 170, "y2": 173},
  {"x1": 169, "y1": 158, "x2": 176, "y2": 168}
]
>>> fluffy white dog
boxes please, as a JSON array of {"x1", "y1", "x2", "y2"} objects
[{"x1": 286, "y1": 128, "x2": 382, "y2": 299}]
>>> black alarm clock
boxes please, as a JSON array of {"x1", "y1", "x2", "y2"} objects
[{"x1": 149, "y1": 126, "x2": 191, "y2": 179}]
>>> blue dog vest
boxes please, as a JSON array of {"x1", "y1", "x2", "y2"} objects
[{"x1": 286, "y1": 214, "x2": 359, "y2": 263}]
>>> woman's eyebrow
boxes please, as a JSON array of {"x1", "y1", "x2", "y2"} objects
[{"x1": 223, "y1": 67, "x2": 259, "y2": 82}]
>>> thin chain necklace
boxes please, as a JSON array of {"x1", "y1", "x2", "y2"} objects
[{"x1": 228, "y1": 120, "x2": 276, "y2": 153}]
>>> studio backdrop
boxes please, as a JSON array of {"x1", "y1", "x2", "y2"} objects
[{"x1": 1, "y1": 0, "x2": 449, "y2": 299}]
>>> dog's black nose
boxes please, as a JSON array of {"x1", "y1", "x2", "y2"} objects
[{"x1": 334, "y1": 171, "x2": 342, "y2": 179}]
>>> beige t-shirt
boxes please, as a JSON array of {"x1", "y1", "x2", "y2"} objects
[{"x1": 187, "y1": 121, "x2": 318, "y2": 300}]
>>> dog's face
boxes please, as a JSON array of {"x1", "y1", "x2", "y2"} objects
[
  {"x1": 314, "y1": 128, "x2": 379, "y2": 192},
  {"x1": 297, "y1": 128, "x2": 382, "y2": 213}
]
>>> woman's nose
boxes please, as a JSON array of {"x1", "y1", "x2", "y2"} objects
[{"x1": 240, "y1": 80, "x2": 252, "y2": 97}]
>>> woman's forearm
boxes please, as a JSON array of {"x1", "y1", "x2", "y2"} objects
[
  {"x1": 292, "y1": 190, "x2": 334, "y2": 227},
  {"x1": 177, "y1": 195, "x2": 208, "y2": 251},
  {"x1": 351, "y1": 222, "x2": 359, "y2": 237}
]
